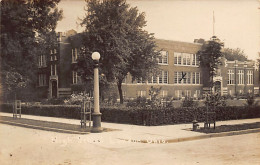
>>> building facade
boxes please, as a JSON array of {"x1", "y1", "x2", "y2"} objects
[{"x1": 37, "y1": 31, "x2": 260, "y2": 99}]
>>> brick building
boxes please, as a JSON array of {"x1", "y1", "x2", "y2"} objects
[{"x1": 37, "y1": 31, "x2": 260, "y2": 99}]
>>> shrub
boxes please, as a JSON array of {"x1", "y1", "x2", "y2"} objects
[
  {"x1": 181, "y1": 97, "x2": 198, "y2": 107},
  {"x1": 64, "y1": 93, "x2": 92, "y2": 105},
  {"x1": 204, "y1": 93, "x2": 226, "y2": 107},
  {"x1": 246, "y1": 94, "x2": 255, "y2": 106},
  {"x1": 41, "y1": 97, "x2": 66, "y2": 105},
  {"x1": 1, "y1": 103, "x2": 260, "y2": 126}
]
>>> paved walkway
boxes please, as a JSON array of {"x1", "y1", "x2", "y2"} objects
[{"x1": 0, "y1": 112, "x2": 260, "y2": 144}]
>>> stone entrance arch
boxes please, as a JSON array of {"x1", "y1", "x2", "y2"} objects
[
  {"x1": 213, "y1": 76, "x2": 223, "y2": 96},
  {"x1": 214, "y1": 81, "x2": 221, "y2": 94}
]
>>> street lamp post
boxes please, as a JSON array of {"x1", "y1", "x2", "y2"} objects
[{"x1": 91, "y1": 52, "x2": 103, "y2": 133}]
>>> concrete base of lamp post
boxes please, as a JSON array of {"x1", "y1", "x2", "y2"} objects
[{"x1": 91, "y1": 113, "x2": 103, "y2": 133}]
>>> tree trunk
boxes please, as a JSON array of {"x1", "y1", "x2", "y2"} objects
[{"x1": 117, "y1": 80, "x2": 124, "y2": 104}]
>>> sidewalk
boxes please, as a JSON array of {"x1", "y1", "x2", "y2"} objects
[{"x1": 0, "y1": 112, "x2": 260, "y2": 144}]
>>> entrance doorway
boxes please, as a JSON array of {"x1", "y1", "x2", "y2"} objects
[
  {"x1": 52, "y1": 81, "x2": 57, "y2": 98},
  {"x1": 214, "y1": 81, "x2": 221, "y2": 94}
]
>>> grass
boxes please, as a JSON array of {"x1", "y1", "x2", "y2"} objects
[{"x1": 195, "y1": 122, "x2": 260, "y2": 134}]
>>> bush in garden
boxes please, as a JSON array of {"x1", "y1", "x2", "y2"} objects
[
  {"x1": 64, "y1": 93, "x2": 92, "y2": 105},
  {"x1": 41, "y1": 97, "x2": 66, "y2": 105},
  {"x1": 204, "y1": 93, "x2": 226, "y2": 107},
  {"x1": 181, "y1": 97, "x2": 198, "y2": 107},
  {"x1": 246, "y1": 94, "x2": 257, "y2": 106},
  {"x1": 148, "y1": 86, "x2": 162, "y2": 107}
]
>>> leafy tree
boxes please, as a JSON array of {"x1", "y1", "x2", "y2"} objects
[
  {"x1": 222, "y1": 48, "x2": 248, "y2": 61},
  {"x1": 1, "y1": 0, "x2": 63, "y2": 101},
  {"x1": 197, "y1": 36, "x2": 224, "y2": 91},
  {"x1": 79, "y1": 0, "x2": 160, "y2": 104}
]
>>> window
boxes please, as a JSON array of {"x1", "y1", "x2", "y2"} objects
[
  {"x1": 72, "y1": 48, "x2": 78, "y2": 63},
  {"x1": 175, "y1": 90, "x2": 182, "y2": 98},
  {"x1": 174, "y1": 72, "x2": 178, "y2": 84},
  {"x1": 158, "y1": 51, "x2": 168, "y2": 64},
  {"x1": 186, "y1": 54, "x2": 191, "y2": 65},
  {"x1": 38, "y1": 74, "x2": 47, "y2": 86},
  {"x1": 123, "y1": 91, "x2": 127, "y2": 98},
  {"x1": 148, "y1": 76, "x2": 158, "y2": 84},
  {"x1": 54, "y1": 64, "x2": 57, "y2": 75},
  {"x1": 183, "y1": 72, "x2": 187, "y2": 84},
  {"x1": 72, "y1": 71, "x2": 78, "y2": 84},
  {"x1": 196, "y1": 55, "x2": 199, "y2": 66},
  {"x1": 174, "y1": 72, "x2": 200, "y2": 84},
  {"x1": 50, "y1": 49, "x2": 53, "y2": 54},
  {"x1": 38, "y1": 55, "x2": 46, "y2": 67},
  {"x1": 174, "y1": 53, "x2": 198, "y2": 66},
  {"x1": 153, "y1": 76, "x2": 158, "y2": 84},
  {"x1": 238, "y1": 70, "x2": 244, "y2": 84},
  {"x1": 51, "y1": 64, "x2": 57, "y2": 76},
  {"x1": 228, "y1": 70, "x2": 234, "y2": 84},
  {"x1": 54, "y1": 49, "x2": 57, "y2": 54},
  {"x1": 192, "y1": 72, "x2": 196, "y2": 84},
  {"x1": 247, "y1": 70, "x2": 253, "y2": 85},
  {"x1": 184, "y1": 90, "x2": 191, "y2": 98},
  {"x1": 159, "y1": 71, "x2": 168, "y2": 84},
  {"x1": 186, "y1": 72, "x2": 191, "y2": 84},
  {"x1": 174, "y1": 53, "x2": 179, "y2": 64},
  {"x1": 194, "y1": 90, "x2": 200, "y2": 98},
  {"x1": 192, "y1": 54, "x2": 196, "y2": 65},
  {"x1": 137, "y1": 90, "x2": 146, "y2": 97},
  {"x1": 160, "y1": 90, "x2": 168, "y2": 98},
  {"x1": 137, "y1": 78, "x2": 146, "y2": 84},
  {"x1": 183, "y1": 53, "x2": 187, "y2": 65}
]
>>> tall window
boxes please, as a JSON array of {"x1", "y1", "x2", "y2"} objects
[
  {"x1": 38, "y1": 55, "x2": 46, "y2": 67},
  {"x1": 174, "y1": 72, "x2": 200, "y2": 84},
  {"x1": 72, "y1": 71, "x2": 78, "y2": 84},
  {"x1": 160, "y1": 90, "x2": 168, "y2": 98},
  {"x1": 158, "y1": 51, "x2": 168, "y2": 64},
  {"x1": 148, "y1": 76, "x2": 158, "y2": 84},
  {"x1": 196, "y1": 72, "x2": 200, "y2": 84},
  {"x1": 174, "y1": 52, "x2": 182, "y2": 65},
  {"x1": 184, "y1": 90, "x2": 191, "y2": 97},
  {"x1": 195, "y1": 90, "x2": 200, "y2": 98},
  {"x1": 238, "y1": 70, "x2": 244, "y2": 84},
  {"x1": 38, "y1": 74, "x2": 47, "y2": 86},
  {"x1": 72, "y1": 48, "x2": 78, "y2": 63},
  {"x1": 174, "y1": 53, "x2": 198, "y2": 66},
  {"x1": 137, "y1": 78, "x2": 146, "y2": 84},
  {"x1": 51, "y1": 64, "x2": 57, "y2": 76},
  {"x1": 137, "y1": 90, "x2": 146, "y2": 97},
  {"x1": 228, "y1": 70, "x2": 234, "y2": 84},
  {"x1": 159, "y1": 71, "x2": 168, "y2": 84},
  {"x1": 175, "y1": 90, "x2": 182, "y2": 98},
  {"x1": 182, "y1": 53, "x2": 187, "y2": 65},
  {"x1": 247, "y1": 70, "x2": 253, "y2": 85}
]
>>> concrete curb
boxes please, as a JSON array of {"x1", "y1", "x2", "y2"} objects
[
  {"x1": 118, "y1": 128, "x2": 260, "y2": 144},
  {"x1": 0, "y1": 120, "x2": 89, "y2": 135}
]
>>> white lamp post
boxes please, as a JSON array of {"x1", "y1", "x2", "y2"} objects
[{"x1": 91, "y1": 52, "x2": 103, "y2": 133}]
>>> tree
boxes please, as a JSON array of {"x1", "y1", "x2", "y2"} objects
[
  {"x1": 197, "y1": 36, "x2": 224, "y2": 91},
  {"x1": 79, "y1": 0, "x2": 160, "y2": 104},
  {"x1": 1, "y1": 0, "x2": 63, "y2": 101},
  {"x1": 222, "y1": 48, "x2": 248, "y2": 61}
]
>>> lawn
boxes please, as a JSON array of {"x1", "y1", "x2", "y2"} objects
[{"x1": 195, "y1": 122, "x2": 260, "y2": 134}]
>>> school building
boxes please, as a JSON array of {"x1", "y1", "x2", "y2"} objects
[{"x1": 37, "y1": 30, "x2": 260, "y2": 100}]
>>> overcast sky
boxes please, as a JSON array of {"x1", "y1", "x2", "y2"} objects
[{"x1": 56, "y1": 0, "x2": 260, "y2": 60}]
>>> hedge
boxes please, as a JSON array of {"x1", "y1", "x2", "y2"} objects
[{"x1": 1, "y1": 104, "x2": 260, "y2": 126}]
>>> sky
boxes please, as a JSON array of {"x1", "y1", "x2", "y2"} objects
[{"x1": 56, "y1": 0, "x2": 260, "y2": 60}]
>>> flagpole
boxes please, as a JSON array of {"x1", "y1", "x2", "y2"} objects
[{"x1": 213, "y1": 11, "x2": 215, "y2": 36}]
